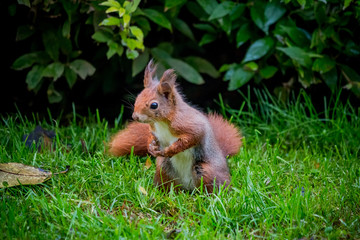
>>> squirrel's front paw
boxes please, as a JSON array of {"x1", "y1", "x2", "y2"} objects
[{"x1": 148, "y1": 140, "x2": 165, "y2": 157}]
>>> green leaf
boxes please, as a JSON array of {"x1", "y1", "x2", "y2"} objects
[
  {"x1": 228, "y1": 67, "x2": 254, "y2": 90},
  {"x1": 135, "y1": 17, "x2": 151, "y2": 35},
  {"x1": 100, "y1": 17, "x2": 121, "y2": 26},
  {"x1": 59, "y1": 37, "x2": 72, "y2": 56},
  {"x1": 297, "y1": 0, "x2": 306, "y2": 7},
  {"x1": 277, "y1": 46, "x2": 312, "y2": 68},
  {"x1": 118, "y1": 7, "x2": 126, "y2": 17},
  {"x1": 345, "y1": 40, "x2": 360, "y2": 56},
  {"x1": 92, "y1": 31, "x2": 112, "y2": 43},
  {"x1": 12, "y1": 52, "x2": 48, "y2": 70},
  {"x1": 64, "y1": 66, "x2": 77, "y2": 88},
  {"x1": 311, "y1": 28, "x2": 327, "y2": 51},
  {"x1": 208, "y1": 1, "x2": 236, "y2": 20},
  {"x1": 250, "y1": 6, "x2": 265, "y2": 33},
  {"x1": 123, "y1": 14, "x2": 131, "y2": 27},
  {"x1": 186, "y1": 2, "x2": 208, "y2": 20},
  {"x1": 16, "y1": 25, "x2": 35, "y2": 41},
  {"x1": 184, "y1": 56, "x2": 219, "y2": 78},
  {"x1": 62, "y1": 19, "x2": 71, "y2": 38},
  {"x1": 124, "y1": 38, "x2": 142, "y2": 50},
  {"x1": 105, "y1": 6, "x2": 118, "y2": 13},
  {"x1": 236, "y1": 23, "x2": 251, "y2": 48},
  {"x1": 165, "y1": 58, "x2": 204, "y2": 84},
  {"x1": 129, "y1": 0, "x2": 141, "y2": 13},
  {"x1": 259, "y1": 66, "x2": 278, "y2": 79},
  {"x1": 130, "y1": 26, "x2": 144, "y2": 41},
  {"x1": 244, "y1": 62, "x2": 258, "y2": 71},
  {"x1": 344, "y1": 0, "x2": 353, "y2": 9},
  {"x1": 43, "y1": 62, "x2": 64, "y2": 81},
  {"x1": 143, "y1": 9, "x2": 172, "y2": 31},
  {"x1": 219, "y1": 63, "x2": 236, "y2": 73},
  {"x1": 69, "y1": 59, "x2": 96, "y2": 80},
  {"x1": 173, "y1": 18, "x2": 195, "y2": 41},
  {"x1": 151, "y1": 47, "x2": 172, "y2": 60},
  {"x1": 298, "y1": 68, "x2": 314, "y2": 88},
  {"x1": 243, "y1": 37, "x2": 274, "y2": 63},
  {"x1": 61, "y1": 0, "x2": 78, "y2": 17},
  {"x1": 193, "y1": 23, "x2": 216, "y2": 33},
  {"x1": 321, "y1": 67, "x2": 337, "y2": 92},
  {"x1": 100, "y1": 0, "x2": 120, "y2": 8},
  {"x1": 157, "y1": 42, "x2": 174, "y2": 55},
  {"x1": 199, "y1": 33, "x2": 216, "y2": 46},
  {"x1": 312, "y1": 57, "x2": 335, "y2": 74},
  {"x1": 107, "y1": 41, "x2": 123, "y2": 59},
  {"x1": 47, "y1": 83, "x2": 63, "y2": 103},
  {"x1": 196, "y1": 0, "x2": 218, "y2": 15},
  {"x1": 116, "y1": 45, "x2": 124, "y2": 56},
  {"x1": 26, "y1": 65, "x2": 44, "y2": 90},
  {"x1": 106, "y1": 41, "x2": 118, "y2": 59},
  {"x1": 230, "y1": 4, "x2": 246, "y2": 21},
  {"x1": 126, "y1": 49, "x2": 139, "y2": 59},
  {"x1": 315, "y1": 3, "x2": 327, "y2": 25},
  {"x1": 264, "y1": 2, "x2": 286, "y2": 31},
  {"x1": 132, "y1": 50, "x2": 150, "y2": 77},
  {"x1": 223, "y1": 67, "x2": 235, "y2": 81},
  {"x1": 220, "y1": 15, "x2": 231, "y2": 36},
  {"x1": 165, "y1": 0, "x2": 187, "y2": 9},
  {"x1": 17, "y1": 0, "x2": 30, "y2": 7},
  {"x1": 280, "y1": 26, "x2": 310, "y2": 47},
  {"x1": 251, "y1": 2, "x2": 286, "y2": 34},
  {"x1": 42, "y1": 30, "x2": 60, "y2": 61},
  {"x1": 341, "y1": 65, "x2": 360, "y2": 82}
]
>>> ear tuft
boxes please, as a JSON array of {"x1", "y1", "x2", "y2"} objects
[
  {"x1": 159, "y1": 82, "x2": 172, "y2": 99},
  {"x1": 160, "y1": 69, "x2": 176, "y2": 86},
  {"x1": 158, "y1": 69, "x2": 176, "y2": 99},
  {"x1": 144, "y1": 59, "x2": 157, "y2": 88}
]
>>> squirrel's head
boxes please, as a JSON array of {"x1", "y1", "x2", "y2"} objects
[{"x1": 132, "y1": 60, "x2": 177, "y2": 123}]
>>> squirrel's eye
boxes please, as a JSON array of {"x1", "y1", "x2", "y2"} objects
[{"x1": 150, "y1": 102, "x2": 158, "y2": 109}]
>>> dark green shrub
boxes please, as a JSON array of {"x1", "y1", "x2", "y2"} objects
[{"x1": 10, "y1": 0, "x2": 360, "y2": 104}]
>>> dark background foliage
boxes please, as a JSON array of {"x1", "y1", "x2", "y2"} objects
[{"x1": 2, "y1": 0, "x2": 360, "y2": 122}]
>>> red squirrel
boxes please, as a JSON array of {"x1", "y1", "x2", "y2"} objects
[{"x1": 108, "y1": 60, "x2": 242, "y2": 193}]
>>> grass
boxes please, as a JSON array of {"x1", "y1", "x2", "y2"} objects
[{"x1": 1, "y1": 90, "x2": 359, "y2": 239}]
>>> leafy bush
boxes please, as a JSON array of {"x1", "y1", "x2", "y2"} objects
[
  {"x1": 11, "y1": 0, "x2": 99, "y2": 103},
  {"x1": 10, "y1": 0, "x2": 360, "y2": 104}
]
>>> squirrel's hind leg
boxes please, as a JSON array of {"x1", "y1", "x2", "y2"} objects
[{"x1": 193, "y1": 162, "x2": 231, "y2": 194}]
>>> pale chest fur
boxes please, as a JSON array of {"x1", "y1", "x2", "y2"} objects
[{"x1": 153, "y1": 122, "x2": 195, "y2": 190}]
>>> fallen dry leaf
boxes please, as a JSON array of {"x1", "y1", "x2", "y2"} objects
[
  {"x1": 22, "y1": 126, "x2": 56, "y2": 151},
  {"x1": 0, "y1": 162, "x2": 69, "y2": 188},
  {"x1": 144, "y1": 157, "x2": 152, "y2": 170},
  {"x1": 139, "y1": 186, "x2": 148, "y2": 196},
  {"x1": 314, "y1": 162, "x2": 320, "y2": 169}
]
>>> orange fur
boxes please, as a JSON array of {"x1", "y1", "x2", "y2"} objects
[
  {"x1": 207, "y1": 114, "x2": 242, "y2": 157},
  {"x1": 108, "y1": 122, "x2": 150, "y2": 156}
]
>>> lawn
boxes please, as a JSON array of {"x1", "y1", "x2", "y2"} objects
[{"x1": 1, "y1": 91, "x2": 359, "y2": 239}]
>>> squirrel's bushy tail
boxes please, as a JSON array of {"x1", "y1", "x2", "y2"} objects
[
  {"x1": 108, "y1": 122, "x2": 151, "y2": 156},
  {"x1": 208, "y1": 114, "x2": 242, "y2": 157}
]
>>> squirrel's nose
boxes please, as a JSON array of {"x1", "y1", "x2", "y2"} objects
[{"x1": 132, "y1": 113, "x2": 139, "y2": 121}]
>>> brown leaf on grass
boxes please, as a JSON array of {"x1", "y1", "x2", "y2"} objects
[
  {"x1": 144, "y1": 157, "x2": 152, "y2": 169},
  {"x1": 314, "y1": 162, "x2": 320, "y2": 169},
  {"x1": 139, "y1": 186, "x2": 148, "y2": 195},
  {"x1": 22, "y1": 125, "x2": 56, "y2": 151},
  {"x1": 0, "y1": 163, "x2": 69, "y2": 188},
  {"x1": 81, "y1": 139, "x2": 88, "y2": 153}
]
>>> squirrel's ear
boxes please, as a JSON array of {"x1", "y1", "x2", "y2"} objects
[
  {"x1": 144, "y1": 59, "x2": 157, "y2": 88},
  {"x1": 158, "y1": 69, "x2": 176, "y2": 99}
]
